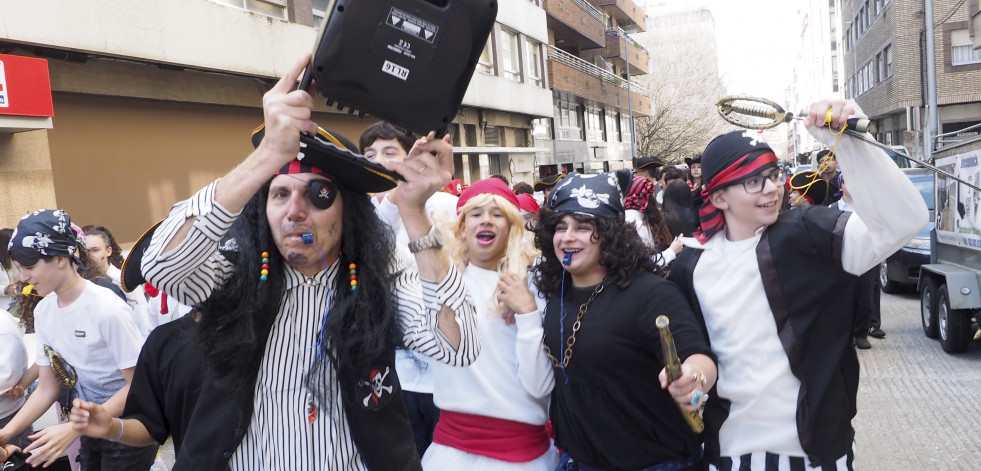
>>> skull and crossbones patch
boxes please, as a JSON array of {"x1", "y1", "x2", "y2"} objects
[{"x1": 355, "y1": 366, "x2": 398, "y2": 410}]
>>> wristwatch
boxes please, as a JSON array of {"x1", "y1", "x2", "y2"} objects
[{"x1": 408, "y1": 225, "x2": 444, "y2": 254}]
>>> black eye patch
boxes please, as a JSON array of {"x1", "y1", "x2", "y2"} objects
[{"x1": 308, "y1": 180, "x2": 338, "y2": 210}]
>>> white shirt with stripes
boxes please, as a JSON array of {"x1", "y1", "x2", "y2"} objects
[{"x1": 142, "y1": 180, "x2": 480, "y2": 470}]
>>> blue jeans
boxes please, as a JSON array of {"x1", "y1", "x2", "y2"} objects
[
  {"x1": 77, "y1": 436, "x2": 158, "y2": 471},
  {"x1": 556, "y1": 447, "x2": 703, "y2": 471}
]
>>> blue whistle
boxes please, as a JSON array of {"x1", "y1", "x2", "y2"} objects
[
  {"x1": 562, "y1": 251, "x2": 573, "y2": 266},
  {"x1": 302, "y1": 233, "x2": 314, "y2": 245}
]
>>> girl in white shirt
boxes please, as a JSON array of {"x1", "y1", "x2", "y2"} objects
[{"x1": 422, "y1": 178, "x2": 557, "y2": 471}]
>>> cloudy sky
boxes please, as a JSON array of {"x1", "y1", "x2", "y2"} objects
[{"x1": 670, "y1": 0, "x2": 802, "y2": 98}]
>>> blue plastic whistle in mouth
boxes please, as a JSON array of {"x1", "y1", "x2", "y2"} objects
[
  {"x1": 302, "y1": 233, "x2": 314, "y2": 245},
  {"x1": 563, "y1": 251, "x2": 573, "y2": 266}
]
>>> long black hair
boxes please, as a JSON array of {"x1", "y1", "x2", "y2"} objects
[
  {"x1": 195, "y1": 179, "x2": 402, "y2": 397},
  {"x1": 662, "y1": 180, "x2": 699, "y2": 237},
  {"x1": 532, "y1": 208, "x2": 658, "y2": 298}
]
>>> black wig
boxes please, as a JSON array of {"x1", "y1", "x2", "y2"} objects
[
  {"x1": 531, "y1": 208, "x2": 659, "y2": 298},
  {"x1": 195, "y1": 179, "x2": 402, "y2": 401}
]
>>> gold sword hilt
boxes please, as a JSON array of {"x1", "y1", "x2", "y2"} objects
[
  {"x1": 716, "y1": 95, "x2": 870, "y2": 133},
  {"x1": 656, "y1": 315, "x2": 704, "y2": 433}
]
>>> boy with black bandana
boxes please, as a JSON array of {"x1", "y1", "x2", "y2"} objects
[{"x1": 668, "y1": 99, "x2": 927, "y2": 470}]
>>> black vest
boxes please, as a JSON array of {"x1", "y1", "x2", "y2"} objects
[
  {"x1": 174, "y1": 334, "x2": 421, "y2": 471},
  {"x1": 668, "y1": 207, "x2": 859, "y2": 468}
]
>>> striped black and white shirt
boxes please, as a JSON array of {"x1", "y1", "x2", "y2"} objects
[{"x1": 142, "y1": 180, "x2": 480, "y2": 470}]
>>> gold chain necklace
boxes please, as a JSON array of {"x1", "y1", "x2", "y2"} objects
[{"x1": 544, "y1": 280, "x2": 606, "y2": 368}]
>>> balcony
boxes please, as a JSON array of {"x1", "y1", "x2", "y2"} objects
[
  {"x1": 543, "y1": 0, "x2": 606, "y2": 51},
  {"x1": 546, "y1": 46, "x2": 651, "y2": 117},
  {"x1": 602, "y1": 28, "x2": 649, "y2": 75},
  {"x1": 587, "y1": 0, "x2": 646, "y2": 32}
]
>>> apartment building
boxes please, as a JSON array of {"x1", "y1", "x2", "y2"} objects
[
  {"x1": 788, "y1": 0, "x2": 847, "y2": 162},
  {"x1": 534, "y1": 0, "x2": 653, "y2": 177},
  {"x1": 841, "y1": 0, "x2": 981, "y2": 159},
  {"x1": 0, "y1": 0, "x2": 552, "y2": 238}
]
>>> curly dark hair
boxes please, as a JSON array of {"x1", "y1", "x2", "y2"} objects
[
  {"x1": 532, "y1": 208, "x2": 658, "y2": 297},
  {"x1": 195, "y1": 179, "x2": 402, "y2": 398}
]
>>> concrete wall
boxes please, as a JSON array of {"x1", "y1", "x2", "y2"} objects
[
  {"x1": 0, "y1": 0, "x2": 314, "y2": 80},
  {"x1": 0, "y1": 131, "x2": 57, "y2": 230}
]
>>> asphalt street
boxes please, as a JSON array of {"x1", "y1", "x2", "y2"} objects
[{"x1": 853, "y1": 290, "x2": 981, "y2": 470}]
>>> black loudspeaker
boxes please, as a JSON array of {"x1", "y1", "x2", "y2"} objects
[{"x1": 305, "y1": 0, "x2": 498, "y2": 136}]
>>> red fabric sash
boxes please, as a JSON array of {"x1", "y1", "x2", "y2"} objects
[{"x1": 432, "y1": 410, "x2": 550, "y2": 463}]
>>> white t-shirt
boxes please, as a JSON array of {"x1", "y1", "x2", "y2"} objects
[
  {"x1": 0, "y1": 310, "x2": 28, "y2": 418},
  {"x1": 106, "y1": 265, "x2": 152, "y2": 337},
  {"x1": 34, "y1": 280, "x2": 145, "y2": 404}
]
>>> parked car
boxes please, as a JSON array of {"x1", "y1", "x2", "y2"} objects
[{"x1": 880, "y1": 167, "x2": 934, "y2": 293}]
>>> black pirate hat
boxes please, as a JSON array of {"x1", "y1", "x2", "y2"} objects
[
  {"x1": 250, "y1": 125, "x2": 401, "y2": 194},
  {"x1": 120, "y1": 220, "x2": 163, "y2": 293},
  {"x1": 634, "y1": 156, "x2": 666, "y2": 172},
  {"x1": 533, "y1": 173, "x2": 567, "y2": 192}
]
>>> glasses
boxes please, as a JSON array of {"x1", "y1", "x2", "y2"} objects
[{"x1": 739, "y1": 169, "x2": 786, "y2": 193}]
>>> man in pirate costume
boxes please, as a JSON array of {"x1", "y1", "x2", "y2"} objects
[
  {"x1": 633, "y1": 156, "x2": 665, "y2": 182},
  {"x1": 139, "y1": 54, "x2": 480, "y2": 470},
  {"x1": 668, "y1": 99, "x2": 928, "y2": 470},
  {"x1": 532, "y1": 173, "x2": 567, "y2": 204},
  {"x1": 532, "y1": 171, "x2": 716, "y2": 471},
  {"x1": 0, "y1": 210, "x2": 154, "y2": 469}
]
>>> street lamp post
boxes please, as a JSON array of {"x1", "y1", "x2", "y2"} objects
[{"x1": 623, "y1": 29, "x2": 638, "y2": 160}]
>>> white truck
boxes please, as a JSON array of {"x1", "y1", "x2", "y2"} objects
[{"x1": 918, "y1": 136, "x2": 981, "y2": 353}]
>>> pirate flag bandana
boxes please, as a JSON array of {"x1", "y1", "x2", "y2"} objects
[
  {"x1": 8, "y1": 209, "x2": 86, "y2": 268},
  {"x1": 548, "y1": 170, "x2": 631, "y2": 220},
  {"x1": 695, "y1": 130, "x2": 778, "y2": 243}
]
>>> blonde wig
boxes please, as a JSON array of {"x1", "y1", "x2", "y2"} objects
[{"x1": 440, "y1": 193, "x2": 540, "y2": 315}]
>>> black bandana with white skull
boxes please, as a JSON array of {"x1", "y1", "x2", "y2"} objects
[
  {"x1": 547, "y1": 170, "x2": 630, "y2": 219},
  {"x1": 8, "y1": 209, "x2": 85, "y2": 268}
]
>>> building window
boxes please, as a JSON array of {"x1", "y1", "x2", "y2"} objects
[
  {"x1": 484, "y1": 126, "x2": 501, "y2": 146},
  {"x1": 585, "y1": 107, "x2": 603, "y2": 142},
  {"x1": 884, "y1": 44, "x2": 893, "y2": 77},
  {"x1": 500, "y1": 29, "x2": 522, "y2": 82},
  {"x1": 532, "y1": 118, "x2": 552, "y2": 140},
  {"x1": 312, "y1": 0, "x2": 328, "y2": 28},
  {"x1": 605, "y1": 112, "x2": 619, "y2": 143},
  {"x1": 876, "y1": 52, "x2": 884, "y2": 82},
  {"x1": 952, "y1": 29, "x2": 981, "y2": 65},
  {"x1": 525, "y1": 39, "x2": 544, "y2": 88},
  {"x1": 212, "y1": 0, "x2": 286, "y2": 19},
  {"x1": 556, "y1": 101, "x2": 582, "y2": 141},
  {"x1": 621, "y1": 114, "x2": 632, "y2": 144},
  {"x1": 478, "y1": 36, "x2": 495, "y2": 75}
]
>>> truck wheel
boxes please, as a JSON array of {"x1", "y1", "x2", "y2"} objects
[
  {"x1": 880, "y1": 261, "x2": 902, "y2": 294},
  {"x1": 936, "y1": 284, "x2": 972, "y2": 353},
  {"x1": 920, "y1": 277, "x2": 939, "y2": 339}
]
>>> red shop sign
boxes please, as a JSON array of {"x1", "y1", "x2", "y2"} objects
[{"x1": 0, "y1": 53, "x2": 54, "y2": 118}]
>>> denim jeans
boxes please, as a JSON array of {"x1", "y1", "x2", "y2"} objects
[{"x1": 77, "y1": 436, "x2": 158, "y2": 471}]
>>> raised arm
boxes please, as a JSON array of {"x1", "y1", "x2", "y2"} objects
[
  {"x1": 805, "y1": 99, "x2": 929, "y2": 275},
  {"x1": 142, "y1": 54, "x2": 321, "y2": 304},
  {"x1": 158, "y1": 54, "x2": 319, "y2": 255}
]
